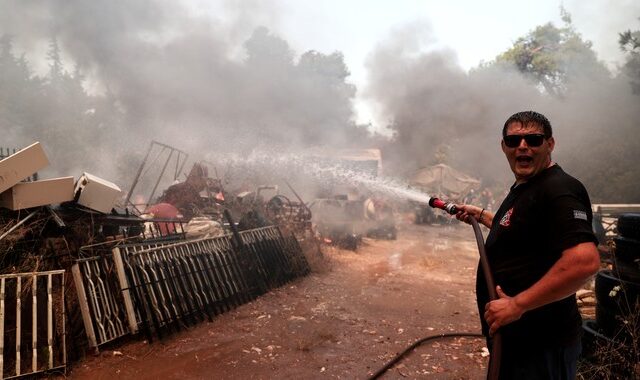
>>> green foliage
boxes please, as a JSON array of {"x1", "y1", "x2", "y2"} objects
[
  {"x1": 482, "y1": 11, "x2": 640, "y2": 203},
  {"x1": 494, "y1": 18, "x2": 607, "y2": 96}
]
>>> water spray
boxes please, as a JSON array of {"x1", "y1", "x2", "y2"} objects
[{"x1": 219, "y1": 150, "x2": 502, "y2": 378}]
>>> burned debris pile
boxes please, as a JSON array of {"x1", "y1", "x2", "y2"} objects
[
  {"x1": 0, "y1": 141, "x2": 313, "y2": 378},
  {"x1": 155, "y1": 163, "x2": 225, "y2": 221}
]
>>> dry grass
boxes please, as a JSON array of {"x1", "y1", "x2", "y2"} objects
[{"x1": 578, "y1": 304, "x2": 640, "y2": 379}]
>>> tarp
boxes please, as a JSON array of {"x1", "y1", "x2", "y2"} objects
[
  {"x1": 410, "y1": 164, "x2": 480, "y2": 198},
  {"x1": 309, "y1": 148, "x2": 382, "y2": 177}
]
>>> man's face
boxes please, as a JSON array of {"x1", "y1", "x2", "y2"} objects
[{"x1": 501, "y1": 122, "x2": 555, "y2": 184}]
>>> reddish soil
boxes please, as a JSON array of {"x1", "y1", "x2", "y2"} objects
[{"x1": 66, "y1": 221, "x2": 489, "y2": 379}]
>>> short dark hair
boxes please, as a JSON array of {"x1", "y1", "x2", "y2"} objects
[{"x1": 502, "y1": 111, "x2": 552, "y2": 138}]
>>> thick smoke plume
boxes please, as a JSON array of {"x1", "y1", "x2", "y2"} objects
[
  {"x1": 0, "y1": 0, "x2": 367, "y2": 194},
  {"x1": 1, "y1": 1, "x2": 639, "y2": 203},
  {"x1": 365, "y1": 21, "x2": 640, "y2": 202}
]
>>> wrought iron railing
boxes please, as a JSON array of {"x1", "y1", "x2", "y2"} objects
[{"x1": 73, "y1": 226, "x2": 309, "y2": 351}]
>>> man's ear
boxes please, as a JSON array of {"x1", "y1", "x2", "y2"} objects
[
  {"x1": 548, "y1": 136, "x2": 555, "y2": 152},
  {"x1": 501, "y1": 139, "x2": 507, "y2": 154}
]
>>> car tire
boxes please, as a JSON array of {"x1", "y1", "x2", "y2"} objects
[
  {"x1": 617, "y1": 213, "x2": 640, "y2": 240},
  {"x1": 613, "y1": 236, "x2": 640, "y2": 261},
  {"x1": 613, "y1": 236, "x2": 640, "y2": 282},
  {"x1": 613, "y1": 257, "x2": 640, "y2": 283}
]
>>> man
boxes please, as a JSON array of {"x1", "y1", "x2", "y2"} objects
[{"x1": 455, "y1": 111, "x2": 600, "y2": 379}]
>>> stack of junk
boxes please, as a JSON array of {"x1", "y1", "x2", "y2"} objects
[
  {"x1": 0, "y1": 142, "x2": 312, "y2": 379},
  {"x1": 581, "y1": 213, "x2": 640, "y2": 376}
]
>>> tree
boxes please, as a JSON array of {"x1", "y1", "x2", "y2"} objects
[
  {"x1": 38, "y1": 36, "x2": 115, "y2": 175},
  {"x1": 0, "y1": 34, "x2": 45, "y2": 138},
  {"x1": 243, "y1": 26, "x2": 293, "y2": 68},
  {"x1": 239, "y1": 28, "x2": 363, "y2": 148},
  {"x1": 297, "y1": 50, "x2": 351, "y2": 84},
  {"x1": 295, "y1": 50, "x2": 359, "y2": 146},
  {"x1": 47, "y1": 37, "x2": 64, "y2": 83},
  {"x1": 493, "y1": 10, "x2": 608, "y2": 96},
  {"x1": 619, "y1": 21, "x2": 640, "y2": 94}
]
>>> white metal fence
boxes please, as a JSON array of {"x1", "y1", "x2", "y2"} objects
[{"x1": 0, "y1": 270, "x2": 66, "y2": 379}]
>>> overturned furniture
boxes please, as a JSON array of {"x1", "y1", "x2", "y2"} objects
[
  {"x1": 0, "y1": 143, "x2": 48, "y2": 193},
  {"x1": 0, "y1": 143, "x2": 75, "y2": 212},
  {"x1": 73, "y1": 173, "x2": 122, "y2": 214}
]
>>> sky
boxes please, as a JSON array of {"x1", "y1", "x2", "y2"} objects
[{"x1": 192, "y1": 0, "x2": 640, "y2": 127}]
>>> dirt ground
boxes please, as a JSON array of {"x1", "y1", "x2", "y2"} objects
[{"x1": 66, "y1": 220, "x2": 490, "y2": 379}]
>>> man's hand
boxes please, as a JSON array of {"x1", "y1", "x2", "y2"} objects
[
  {"x1": 483, "y1": 242, "x2": 600, "y2": 337},
  {"x1": 454, "y1": 204, "x2": 493, "y2": 228},
  {"x1": 484, "y1": 286, "x2": 525, "y2": 336},
  {"x1": 454, "y1": 204, "x2": 482, "y2": 224}
]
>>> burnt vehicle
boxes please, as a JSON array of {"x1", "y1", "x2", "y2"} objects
[
  {"x1": 309, "y1": 196, "x2": 363, "y2": 250},
  {"x1": 305, "y1": 148, "x2": 396, "y2": 249},
  {"x1": 309, "y1": 194, "x2": 396, "y2": 250}
]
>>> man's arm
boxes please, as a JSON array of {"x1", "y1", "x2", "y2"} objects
[{"x1": 483, "y1": 241, "x2": 600, "y2": 336}]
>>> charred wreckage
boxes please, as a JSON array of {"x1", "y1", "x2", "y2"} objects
[{"x1": 0, "y1": 140, "x2": 399, "y2": 378}]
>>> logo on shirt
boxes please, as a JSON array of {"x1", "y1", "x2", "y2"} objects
[
  {"x1": 500, "y1": 208, "x2": 513, "y2": 227},
  {"x1": 573, "y1": 210, "x2": 588, "y2": 221}
]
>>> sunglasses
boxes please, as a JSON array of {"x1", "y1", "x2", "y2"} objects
[{"x1": 503, "y1": 133, "x2": 546, "y2": 148}]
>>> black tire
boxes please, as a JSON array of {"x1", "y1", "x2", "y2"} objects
[
  {"x1": 613, "y1": 236, "x2": 640, "y2": 261},
  {"x1": 613, "y1": 256, "x2": 640, "y2": 283},
  {"x1": 594, "y1": 270, "x2": 640, "y2": 340},
  {"x1": 617, "y1": 213, "x2": 640, "y2": 240},
  {"x1": 613, "y1": 236, "x2": 640, "y2": 282}
]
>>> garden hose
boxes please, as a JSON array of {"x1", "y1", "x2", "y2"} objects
[{"x1": 368, "y1": 198, "x2": 502, "y2": 380}]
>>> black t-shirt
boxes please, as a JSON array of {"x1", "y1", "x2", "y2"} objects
[{"x1": 477, "y1": 164, "x2": 597, "y2": 349}]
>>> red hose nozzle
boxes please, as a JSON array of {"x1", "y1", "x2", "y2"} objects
[{"x1": 428, "y1": 198, "x2": 458, "y2": 215}]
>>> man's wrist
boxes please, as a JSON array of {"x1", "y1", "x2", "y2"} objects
[{"x1": 512, "y1": 293, "x2": 529, "y2": 315}]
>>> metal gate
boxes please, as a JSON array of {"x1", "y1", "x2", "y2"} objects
[{"x1": 72, "y1": 242, "x2": 173, "y2": 350}]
